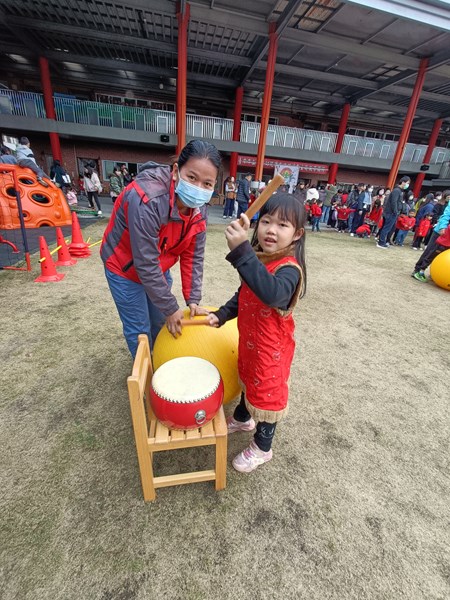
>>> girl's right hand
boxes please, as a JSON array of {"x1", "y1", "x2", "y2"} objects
[
  {"x1": 206, "y1": 313, "x2": 220, "y2": 328},
  {"x1": 166, "y1": 308, "x2": 185, "y2": 337}
]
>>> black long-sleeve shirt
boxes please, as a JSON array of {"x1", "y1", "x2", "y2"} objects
[{"x1": 214, "y1": 241, "x2": 300, "y2": 325}]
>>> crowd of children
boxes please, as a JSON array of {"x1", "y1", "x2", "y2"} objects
[{"x1": 298, "y1": 181, "x2": 450, "y2": 252}]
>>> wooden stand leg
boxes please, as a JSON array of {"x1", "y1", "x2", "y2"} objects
[{"x1": 215, "y1": 435, "x2": 227, "y2": 491}]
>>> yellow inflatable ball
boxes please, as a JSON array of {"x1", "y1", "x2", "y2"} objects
[
  {"x1": 430, "y1": 249, "x2": 450, "y2": 291},
  {"x1": 153, "y1": 307, "x2": 241, "y2": 404}
]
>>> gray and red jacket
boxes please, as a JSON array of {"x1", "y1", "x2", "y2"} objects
[{"x1": 101, "y1": 162, "x2": 207, "y2": 317}]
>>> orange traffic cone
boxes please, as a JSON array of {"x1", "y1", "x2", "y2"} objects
[
  {"x1": 55, "y1": 227, "x2": 77, "y2": 266},
  {"x1": 68, "y1": 212, "x2": 91, "y2": 258},
  {"x1": 35, "y1": 236, "x2": 65, "y2": 283}
]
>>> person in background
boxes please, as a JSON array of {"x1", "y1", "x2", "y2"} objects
[
  {"x1": 411, "y1": 197, "x2": 450, "y2": 281},
  {"x1": 412, "y1": 213, "x2": 433, "y2": 250},
  {"x1": 223, "y1": 176, "x2": 236, "y2": 219},
  {"x1": 346, "y1": 185, "x2": 359, "y2": 232},
  {"x1": 367, "y1": 199, "x2": 383, "y2": 236},
  {"x1": 425, "y1": 191, "x2": 447, "y2": 246},
  {"x1": 236, "y1": 173, "x2": 252, "y2": 217},
  {"x1": 65, "y1": 185, "x2": 78, "y2": 207},
  {"x1": 83, "y1": 166, "x2": 103, "y2": 215},
  {"x1": 310, "y1": 199, "x2": 322, "y2": 232},
  {"x1": 394, "y1": 210, "x2": 416, "y2": 246},
  {"x1": 50, "y1": 159, "x2": 70, "y2": 193},
  {"x1": 294, "y1": 179, "x2": 307, "y2": 204},
  {"x1": 120, "y1": 165, "x2": 132, "y2": 186},
  {"x1": 322, "y1": 182, "x2": 336, "y2": 224},
  {"x1": 101, "y1": 140, "x2": 221, "y2": 357},
  {"x1": 15, "y1": 136, "x2": 50, "y2": 187},
  {"x1": 109, "y1": 166, "x2": 124, "y2": 203},
  {"x1": 350, "y1": 183, "x2": 367, "y2": 236},
  {"x1": 355, "y1": 222, "x2": 371, "y2": 238},
  {"x1": 336, "y1": 203, "x2": 354, "y2": 232},
  {"x1": 415, "y1": 193, "x2": 435, "y2": 228},
  {"x1": 0, "y1": 144, "x2": 17, "y2": 164},
  {"x1": 377, "y1": 176, "x2": 411, "y2": 249}
]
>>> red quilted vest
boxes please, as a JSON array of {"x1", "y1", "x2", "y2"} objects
[{"x1": 238, "y1": 255, "x2": 300, "y2": 419}]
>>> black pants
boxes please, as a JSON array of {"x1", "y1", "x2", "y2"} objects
[
  {"x1": 237, "y1": 201, "x2": 248, "y2": 218},
  {"x1": 234, "y1": 393, "x2": 277, "y2": 452},
  {"x1": 412, "y1": 235, "x2": 424, "y2": 249},
  {"x1": 87, "y1": 191, "x2": 101, "y2": 211},
  {"x1": 414, "y1": 231, "x2": 443, "y2": 272},
  {"x1": 337, "y1": 219, "x2": 347, "y2": 231},
  {"x1": 351, "y1": 210, "x2": 366, "y2": 233}
]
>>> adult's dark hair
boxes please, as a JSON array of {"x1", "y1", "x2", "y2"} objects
[
  {"x1": 19, "y1": 136, "x2": 30, "y2": 145},
  {"x1": 177, "y1": 139, "x2": 221, "y2": 172},
  {"x1": 53, "y1": 159, "x2": 61, "y2": 166},
  {"x1": 250, "y1": 192, "x2": 307, "y2": 298},
  {"x1": 399, "y1": 175, "x2": 411, "y2": 183},
  {"x1": 442, "y1": 189, "x2": 450, "y2": 199},
  {"x1": 0, "y1": 145, "x2": 11, "y2": 155},
  {"x1": 425, "y1": 193, "x2": 434, "y2": 202}
]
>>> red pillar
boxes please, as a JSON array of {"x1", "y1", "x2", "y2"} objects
[
  {"x1": 230, "y1": 86, "x2": 244, "y2": 178},
  {"x1": 412, "y1": 118, "x2": 443, "y2": 197},
  {"x1": 328, "y1": 102, "x2": 350, "y2": 184},
  {"x1": 255, "y1": 23, "x2": 278, "y2": 182},
  {"x1": 387, "y1": 58, "x2": 429, "y2": 190},
  {"x1": 38, "y1": 56, "x2": 62, "y2": 162},
  {"x1": 176, "y1": 2, "x2": 190, "y2": 155}
]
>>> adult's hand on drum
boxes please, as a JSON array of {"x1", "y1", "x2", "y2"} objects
[
  {"x1": 225, "y1": 213, "x2": 250, "y2": 251},
  {"x1": 206, "y1": 313, "x2": 220, "y2": 328},
  {"x1": 166, "y1": 308, "x2": 184, "y2": 338},
  {"x1": 188, "y1": 303, "x2": 210, "y2": 318}
]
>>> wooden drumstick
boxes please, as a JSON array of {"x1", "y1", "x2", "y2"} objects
[
  {"x1": 239, "y1": 173, "x2": 285, "y2": 226},
  {"x1": 180, "y1": 317, "x2": 211, "y2": 326}
]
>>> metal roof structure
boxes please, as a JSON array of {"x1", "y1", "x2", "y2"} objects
[{"x1": 1, "y1": 0, "x2": 450, "y2": 135}]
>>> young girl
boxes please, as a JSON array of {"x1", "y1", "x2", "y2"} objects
[
  {"x1": 207, "y1": 194, "x2": 307, "y2": 473},
  {"x1": 65, "y1": 185, "x2": 78, "y2": 206}
]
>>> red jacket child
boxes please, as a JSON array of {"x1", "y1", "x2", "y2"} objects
[
  {"x1": 367, "y1": 205, "x2": 383, "y2": 227},
  {"x1": 310, "y1": 203, "x2": 322, "y2": 217},
  {"x1": 336, "y1": 206, "x2": 354, "y2": 221},
  {"x1": 396, "y1": 215, "x2": 415, "y2": 231},
  {"x1": 355, "y1": 224, "x2": 371, "y2": 237},
  {"x1": 416, "y1": 218, "x2": 432, "y2": 238}
]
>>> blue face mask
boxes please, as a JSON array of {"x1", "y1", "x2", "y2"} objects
[{"x1": 175, "y1": 177, "x2": 213, "y2": 208}]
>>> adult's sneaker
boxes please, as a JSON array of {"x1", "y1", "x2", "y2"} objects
[
  {"x1": 412, "y1": 271, "x2": 427, "y2": 282},
  {"x1": 376, "y1": 243, "x2": 388, "y2": 249}
]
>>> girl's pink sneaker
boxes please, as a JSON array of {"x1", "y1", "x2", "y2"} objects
[
  {"x1": 232, "y1": 440, "x2": 273, "y2": 473},
  {"x1": 226, "y1": 416, "x2": 256, "y2": 434}
]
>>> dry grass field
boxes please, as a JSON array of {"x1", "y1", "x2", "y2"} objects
[{"x1": 1, "y1": 220, "x2": 449, "y2": 600}]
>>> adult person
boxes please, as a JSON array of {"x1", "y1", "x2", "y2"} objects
[
  {"x1": 109, "y1": 166, "x2": 124, "y2": 203},
  {"x1": 50, "y1": 159, "x2": 70, "y2": 192},
  {"x1": 101, "y1": 140, "x2": 221, "y2": 357},
  {"x1": 222, "y1": 176, "x2": 236, "y2": 218},
  {"x1": 411, "y1": 190, "x2": 450, "y2": 281},
  {"x1": 377, "y1": 176, "x2": 411, "y2": 249},
  {"x1": 15, "y1": 136, "x2": 50, "y2": 187},
  {"x1": 293, "y1": 180, "x2": 307, "y2": 204},
  {"x1": 120, "y1": 164, "x2": 132, "y2": 186},
  {"x1": 322, "y1": 183, "x2": 336, "y2": 224},
  {"x1": 236, "y1": 173, "x2": 251, "y2": 217},
  {"x1": 83, "y1": 166, "x2": 103, "y2": 215},
  {"x1": 350, "y1": 183, "x2": 367, "y2": 236}
]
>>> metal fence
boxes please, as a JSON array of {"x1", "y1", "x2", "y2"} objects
[{"x1": 1, "y1": 89, "x2": 449, "y2": 165}]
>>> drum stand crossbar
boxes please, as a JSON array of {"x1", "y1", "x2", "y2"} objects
[{"x1": 127, "y1": 335, "x2": 228, "y2": 501}]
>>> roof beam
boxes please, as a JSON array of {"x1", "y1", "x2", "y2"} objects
[
  {"x1": 343, "y1": 0, "x2": 450, "y2": 32},
  {"x1": 6, "y1": 15, "x2": 252, "y2": 67},
  {"x1": 260, "y1": 61, "x2": 380, "y2": 89},
  {"x1": 240, "y1": 0, "x2": 305, "y2": 84}
]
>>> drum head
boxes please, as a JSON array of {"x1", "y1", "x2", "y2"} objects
[{"x1": 152, "y1": 356, "x2": 221, "y2": 404}]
